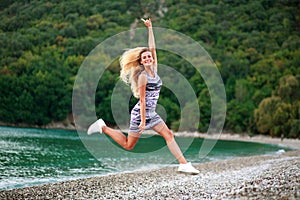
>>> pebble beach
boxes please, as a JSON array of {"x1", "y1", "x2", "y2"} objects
[{"x1": 1, "y1": 134, "x2": 299, "y2": 199}]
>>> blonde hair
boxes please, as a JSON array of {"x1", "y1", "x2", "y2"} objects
[{"x1": 120, "y1": 47, "x2": 149, "y2": 98}]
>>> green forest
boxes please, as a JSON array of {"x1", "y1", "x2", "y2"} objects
[{"x1": 0, "y1": 0, "x2": 299, "y2": 138}]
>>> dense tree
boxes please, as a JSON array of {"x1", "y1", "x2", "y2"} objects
[
  {"x1": 0, "y1": 0, "x2": 299, "y2": 138},
  {"x1": 254, "y1": 75, "x2": 300, "y2": 138}
]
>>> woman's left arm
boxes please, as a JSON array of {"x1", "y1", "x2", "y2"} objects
[
  {"x1": 142, "y1": 18, "x2": 157, "y2": 72},
  {"x1": 138, "y1": 73, "x2": 147, "y2": 133}
]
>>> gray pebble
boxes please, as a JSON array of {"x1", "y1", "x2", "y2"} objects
[{"x1": 0, "y1": 150, "x2": 299, "y2": 199}]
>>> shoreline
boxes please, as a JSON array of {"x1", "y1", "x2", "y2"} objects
[
  {"x1": 143, "y1": 129, "x2": 300, "y2": 150},
  {"x1": 1, "y1": 150, "x2": 299, "y2": 199},
  {"x1": 1, "y1": 128, "x2": 299, "y2": 199},
  {"x1": 1, "y1": 123, "x2": 299, "y2": 150},
  {"x1": 188, "y1": 132, "x2": 300, "y2": 150},
  {"x1": 0, "y1": 121, "x2": 76, "y2": 131},
  {"x1": 1, "y1": 123, "x2": 299, "y2": 149}
]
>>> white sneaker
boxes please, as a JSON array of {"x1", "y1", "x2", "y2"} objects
[
  {"x1": 178, "y1": 162, "x2": 199, "y2": 175},
  {"x1": 87, "y1": 119, "x2": 106, "y2": 135}
]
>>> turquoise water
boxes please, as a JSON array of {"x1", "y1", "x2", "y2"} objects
[{"x1": 0, "y1": 126, "x2": 291, "y2": 190}]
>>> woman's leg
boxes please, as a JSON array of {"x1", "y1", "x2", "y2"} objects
[
  {"x1": 102, "y1": 126, "x2": 140, "y2": 150},
  {"x1": 152, "y1": 122, "x2": 187, "y2": 164}
]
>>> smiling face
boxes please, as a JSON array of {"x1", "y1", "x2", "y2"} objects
[{"x1": 140, "y1": 51, "x2": 154, "y2": 67}]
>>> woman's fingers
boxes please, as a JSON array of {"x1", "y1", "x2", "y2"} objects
[
  {"x1": 138, "y1": 123, "x2": 145, "y2": 133},
  {"x1": 138, "y1": 124, "x2": 144, "y2": 130},
  {"x1": 141, "y1": 18, "x2": 152, "y2": 27}
]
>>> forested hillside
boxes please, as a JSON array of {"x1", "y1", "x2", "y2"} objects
[{"x1": 0, "y1": 0, "x2": 299, "y2": 138}]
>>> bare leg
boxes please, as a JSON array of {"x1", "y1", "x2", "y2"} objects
[
  {"x1": 102, "y1": 126, "x2": 140, "y2": 150},
  {"x1": 152, "y1": 122, "x2": 187, "y2": 164}
]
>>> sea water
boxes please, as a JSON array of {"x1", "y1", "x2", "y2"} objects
[{"x1": 0, "y1": 126, "x2": 291, "y2": 190}]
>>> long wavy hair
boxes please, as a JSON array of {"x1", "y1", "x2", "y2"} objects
[{"x1": 119, "y1": 47, "x2": 149, "y2": 98}]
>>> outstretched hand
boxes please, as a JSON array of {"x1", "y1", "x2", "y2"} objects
[{"x1": 141, "y1": 18, "x2": 152, "y2": 28}]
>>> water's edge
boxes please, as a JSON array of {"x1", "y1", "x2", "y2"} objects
[{"x1": 0, "y1": 126, "x2": 293, "y2": 191}]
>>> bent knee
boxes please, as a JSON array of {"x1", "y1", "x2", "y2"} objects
[
  {"x1": 164, "y1": 130, "x2": 174, "y2": 142},
  {"x1": 124, "y1": 144, "x2": 135, "y2": 151}
]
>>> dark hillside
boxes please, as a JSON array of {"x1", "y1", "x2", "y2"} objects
[{"x1": 0, "y1": 0, "x2": 299, "y2": 138}]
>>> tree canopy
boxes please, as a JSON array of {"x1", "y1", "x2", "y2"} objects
[{"x1": 0, "y1": 0, "x2": 299, "y2": 138}]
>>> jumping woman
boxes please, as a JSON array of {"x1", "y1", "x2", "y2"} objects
[{"x1": 87, "y1": 18, "x2": 199, "y2": 174}]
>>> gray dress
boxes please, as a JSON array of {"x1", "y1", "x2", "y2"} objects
[{"x1": 129, "y1": 71, "x2": 163, "y2": 133}]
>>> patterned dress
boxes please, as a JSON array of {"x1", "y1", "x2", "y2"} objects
[{"x1": 129, "y1": 71, "x2": 163, "y2": 133}]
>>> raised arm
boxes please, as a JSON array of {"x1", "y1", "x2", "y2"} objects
[{"x1": 141, "y1": 18, "x2": 157, "y2": 72}]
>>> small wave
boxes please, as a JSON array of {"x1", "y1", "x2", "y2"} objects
[{"x1": 275, "y1": 149, "x2": 285, "y2": 155}]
